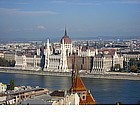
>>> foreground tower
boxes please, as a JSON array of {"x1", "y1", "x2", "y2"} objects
[{"x1": 70, "y1": 55, "x2": 96, "y2": 105}]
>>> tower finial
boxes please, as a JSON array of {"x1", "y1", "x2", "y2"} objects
[{"x1": 64, "y1": 26, "x2": 67, "y2": 36}]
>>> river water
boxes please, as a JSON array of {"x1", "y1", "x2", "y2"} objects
[{"x1": 0, "y1": 73, "x2": 140, "y2": 104}]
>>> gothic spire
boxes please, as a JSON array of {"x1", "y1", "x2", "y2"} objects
[{"x1": 64, "y1": 26, "x2": 67, "y2": 36}]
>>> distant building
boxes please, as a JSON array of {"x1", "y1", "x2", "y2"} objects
[
  {"x1": 0, "y1": 83, "x2": 7, "y2": 93},
  {"x1": 52, "y1": 92, "x2": 80, "y2": 105},
  {"x1": 67, "y1": 55, "x2": 91, "y2": 71},
  {"x1": 14, "y1": 28, "x2": 72, "y2": 72},
  {"x1": 4, "y1": 52, "x2": 15, "y2": 61},
  {"x1": 15, "y1": 54, "x2": 41, "y2": 70},
  {"x1": 77, "y1": 46, "x2": 96, "y2": 57},
  {"x1": 91, "y1": 49, "x2": 123, "y2": 74},
  {"x1": 13, "y1": 29, "x2": 125, "y2": 73},
  {"x1": 60, "y1": 27, "x2": 73, "y2": 56},
  {"x1": 43, "y1": 28, "x2": 71, "y2": 72},
  {"x1": 122, "y1": 52, "x2": 140, "y2": 62},
  {"x1": 91, "y1": 54, "x2": 112, "y2": 74},
  {"x1": 0, "y1": 51, "x2": 4, "y2": 58},
  {"x1": 122, "y1": 51, "x2": 140, "y2": 71}
]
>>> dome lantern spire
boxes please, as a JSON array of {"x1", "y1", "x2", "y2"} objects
[
  {"x1": 60, "y1": 27, "x2": 71, "y2": 44},
  {"x1": 64, "y1": 26, "x2": 67, "y2": 36}
]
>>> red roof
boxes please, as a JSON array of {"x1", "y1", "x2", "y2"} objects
[
  {"x1": 61, "y1": 35, "x2": 71, "y2": 44},
  {"x1": 79, "y1": 92, "x2": 96, "y2": 105},
  {"x1": 89, "y1": 47, "x2": 95, "y2": 51},
  {"x1": 71, "y1": 75, "x2": 87, "y2": 92},
  {"x1": 70, "y1": 75, "x2": 96, "y2": 105},
  {"x1": 100, "y1": 49, "x2": 116, "y2": 56},
  {"x1": 60, "y1": 28, "x2": 71, "y2": 44}
]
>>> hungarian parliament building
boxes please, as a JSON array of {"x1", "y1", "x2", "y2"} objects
[{"x1": 15, "y1": 28, "x2": 124, "y2": 74}]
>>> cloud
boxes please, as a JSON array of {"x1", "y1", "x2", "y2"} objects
[
  {"x1": 51, "y1": 0, "x2": 98, "y2": 6},
  {"x1": 20, "y1": 11, "x2": 58, "y2": 16},
  {"x1": 0, "y1": 8, "x2": 20, "y2": 14},
  {"x1": 16, "y1": 2, "x2": 30, "y2": 5},
  {"x1": 51, "y1": 0, "x2": 67, "y2": 4},
  {"x1": 105, "y1": 0, "x2": 140, "y2": 4},
  {"x1": 75, "y1": 2, "x2": 97, "y2": 6},
  {"x1": 121, "y1": 0, "x2": 140, "y2": 4},
  {"x1": 0, "y1": 8, "x2": 58, "y2": 16},
  {"x1": 3, "y1": 26, "x2": 47, "y2": 33},
  {"x1": 51, "y1": 0, "x2": 140, "y2": 6},
  {"x1": 7, "y1": 28, "x2": 22, "y2": 32},
  {"x1": 37, "y1": 25, "x2": 46, "y2": 30},
  {"x1": 2, "y1": 28, "x2": 33, "y2": 33}
]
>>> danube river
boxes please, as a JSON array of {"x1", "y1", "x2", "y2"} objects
[{"x1": 0, "y1": 73, "x2": 140, "y2": 104}]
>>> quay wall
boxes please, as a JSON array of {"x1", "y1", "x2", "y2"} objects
[{"x1": 0, "y1": 67, "x2": 140, "y2": 80}]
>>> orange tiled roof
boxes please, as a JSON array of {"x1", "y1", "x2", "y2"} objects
[
  {"x1": 70, "y1": 75, "x2": 96, "y2": 105},
  {"x1": 71, "y1": 75, "x2": 87, "y2": 92},
  {"x1": 70, "y1": 57, "x2": 96, "y2": 105},
  {"x1": 79, "y1": 93, "x2": 96, "y2": 105}
]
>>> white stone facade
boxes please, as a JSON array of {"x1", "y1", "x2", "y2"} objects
[
  {"x1": 44, "y1": 39, "x2": 69, "y2": 72},
  {"x1": 92, "y1": 51, "x2": 123, "y2": 74},
  {"x1": 52, "y1": 93, "x2": 80, "y2": 105},
  {"x1": 123, "y1": 53, "x2": 140, "y2": 62},
  {"x1": 92, "y1": 56, "x2": 112, "y2": 74},
  {"x1": 15, "y1": 54, "x2": 41, "y2": 70},
  {"x1": 78, "y1": 47, "x2": 96, "y2": 57},
  {"x1": 0, "y1": 83, "x2": 7, "y2": 93},
  {"x1": 0, "y1": 52, "x2": 4, "y2": 58},
  {"x1": 113, "y1": 52, "x2": 123, "y2": 69}
]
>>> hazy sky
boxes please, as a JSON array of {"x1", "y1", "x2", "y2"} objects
[{"x1": 0, "y1": 0, "x2": 140, "y2": 39}]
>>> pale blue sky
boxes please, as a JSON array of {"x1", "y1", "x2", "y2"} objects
[{"x1": 0, "y1": 0, "x2": 140, "y2": 39}]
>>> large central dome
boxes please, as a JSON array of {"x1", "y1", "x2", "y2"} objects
[{"x1": 60, "y1": 28, "x2": 71, "y2": 44}]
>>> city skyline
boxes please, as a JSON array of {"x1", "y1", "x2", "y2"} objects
[{"x1": 0, "y1": 0, "x2": 140, "y2": 40}]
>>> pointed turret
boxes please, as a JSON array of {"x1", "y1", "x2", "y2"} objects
[
  {"x1": 70, "y1": 55, "x2": 96, "y2": 105},
  {"x1": 60, "y1": 39, "x2": 68, "y2": 72},
  {"x1": 70, "y1": 55, "x2": 87, "y2": 92},
  {"x1": 95, "y1": 47, "x2": 98, "y2": 56},
  {"x1": 64, "y1": 27, "x2": 67, "y2": 36},
  {"x1": 44, "y1": 39, "x2": 50, "y2": 70},
  {"x1": 60, "y1": 27, "x2": 71, "y2": 44}
]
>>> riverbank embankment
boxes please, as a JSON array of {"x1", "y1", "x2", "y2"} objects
[{"x1": 0, "y1": 67, "x2": 140, "y2": 80}]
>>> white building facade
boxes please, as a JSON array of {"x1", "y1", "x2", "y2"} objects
[
  {"x1": 91, "y1": 49, "x2": 124, "y2": 74},
  {"x1": 15, "y1": 54, "x2": 41, "y2": 70},
  {"x1": 52, "y1": 93, "x2": 80, "y2": 105},
  {"x1": 0, "y1": 83, "x2": 7, "y2": 93},
  {"x1": 43, "y1": 28, "x2": 71, "y2": 72}
]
